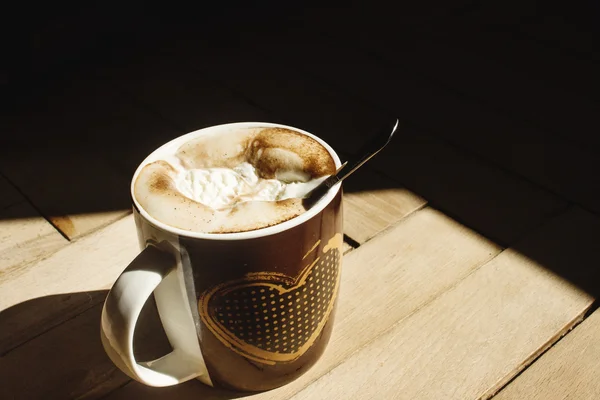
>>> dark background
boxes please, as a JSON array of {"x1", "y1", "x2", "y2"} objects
[{"x1": 5, "y1": 1, "x2": 598, "y2": 107}]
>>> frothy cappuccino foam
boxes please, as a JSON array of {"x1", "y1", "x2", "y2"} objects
[
  {"x1": 173, "y1": 162, "x2": 327, "y2": 209},
  {"x1": 134, "y1": 127, "x2": 336, "y2": 233}
]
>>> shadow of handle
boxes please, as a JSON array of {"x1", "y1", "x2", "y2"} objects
[{"x1": 100, "y1": 245, "x2": 210, "y2": 387}]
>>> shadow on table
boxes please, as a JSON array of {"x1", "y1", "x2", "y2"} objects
[{"x1": 0, "y1": 290, "x2": 249, "y2": 400}]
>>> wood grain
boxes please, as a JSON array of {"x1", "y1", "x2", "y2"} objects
[
  {"x1": 0, "y1": 175, "x2": 68, "y2": 280},
  {"x1": 343, "y1": 168, "x2": 426, "y2": 243},
  {"x1": 0, "y1": 202, "x2": 68, "y2": 281},
  {"x1": 494, "y1": 308, "x2": 600, "y2": 400},
  {"x1": 0, "y1": 215, "x2": 137, "y2": 354},
  {"x1": 288, "y1": 207, "x2": 597, "y2": 400},
  {"x1": 102, "y1": 207, "x2": 500, "y2": 399}
]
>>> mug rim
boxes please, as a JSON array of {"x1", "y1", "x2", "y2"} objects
[{"x1": 131, "y1": 122, "x2": 342, "y2": 240}]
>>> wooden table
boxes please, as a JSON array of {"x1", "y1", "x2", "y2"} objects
[{"x1": 2, "y1": 5, "x2": 600, "y2": 399}]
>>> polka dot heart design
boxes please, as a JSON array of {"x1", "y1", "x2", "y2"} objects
[{"x1": 199, "y1": 233, "x2": 343, "y2": 365}]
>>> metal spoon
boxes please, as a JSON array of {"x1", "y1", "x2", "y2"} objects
[{"x1": 303, "y1": 118, "x2": 399, "y2": 207}]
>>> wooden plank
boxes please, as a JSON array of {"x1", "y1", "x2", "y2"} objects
[
  {"x1": 343, "y1": 168, "x2": 426, "y2": 243},
  {"x1": 309, "y1": 2, "x2": 600, "y2": 121},
  {"x1": 100, "y1": 207, "x2": 501, "y2": 399},
  {"x1": 287, "y1": 207, "x2": 597, "y2": 400},
  {"x1": 0, "y1": 175, "x2": 68, "y2": 280},
  {"x1": 0, "y1": 80, "x2": 154, "y2": 239},
  {"x1": 358, "y1": 31, "x2": 600, "y2": 149},
  {"x1": 494, "y1": 308, "x2": 600, "y2": 400},
  {"x1": 81, "y1": 93, "x2": 184, "y2": 178},
  {"x1": 0, "y1": 299, "x2": 170, "y2": 400},
  {"x1": 248, "y1": 31, "x2": 599, "y2": 216},
  {"x1": 0, "y1": 304, "x2": 115, "y2": 399},
  {"x1": 86, "y1": 59, "x2": 278, "y2": 180},
  {"x1": 187, "y1": 43, "x2": 567, "y2": 245},
  {"x1": 0, "y1": 147, "x2": 131, "y2": 240},
  {"x1": 0, "y1": 202, "x2": 68, "y2": 281},
  {"x1": 1, "y1": 206, "x2": 488, "y2": 398},
  {"x1": 0, "y1": 174, "x2": 23, "y2": 209},
  {"x1": 372, "y1": 130, "x2": 570, "y2": 246},
  {"x1": 0, "y1": 215, "x2": 138, "y2": 354},
  {"x1": 101, "y1": 55, "x2": 275, "y2": 135}
]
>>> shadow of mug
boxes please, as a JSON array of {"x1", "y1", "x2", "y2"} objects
[{"x1": 0, "y1": 290, "x2": 247, "y2": 399}]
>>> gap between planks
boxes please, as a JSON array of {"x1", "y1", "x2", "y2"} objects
[
  {"x1": 493, "y1": 307, "x2": 600, "y2": 399},
  {"x1": 0, "y1": 174, "x2": 69, "y2": 281}
]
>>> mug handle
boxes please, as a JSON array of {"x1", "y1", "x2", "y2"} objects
[{"x1": 100, "y1": 245, "x2": 210, "y2": 387}]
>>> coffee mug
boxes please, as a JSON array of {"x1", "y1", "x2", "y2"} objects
[{"x1": 100, "y1": 122, "x2": 343, "y2": 391}]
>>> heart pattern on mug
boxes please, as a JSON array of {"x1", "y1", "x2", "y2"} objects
[{"x1": 199, "y1": 233, "x2": 343, "y2": 365}]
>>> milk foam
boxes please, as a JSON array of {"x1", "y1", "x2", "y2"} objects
[
  {"x1": 173, "y1": 162, "x2": 326, "y2": 209},
  {"x1": 133, "y1": 126, "x2": 337, "y2": 233}
]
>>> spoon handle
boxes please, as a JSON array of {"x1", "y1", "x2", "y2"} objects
[
  {"x1": 303, "y1": 118, "x2": 399, "y2": 206},
  {"x1": 337, "y1": 118, "x2": 399, "y2": 182}
]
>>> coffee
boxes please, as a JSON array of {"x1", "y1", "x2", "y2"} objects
[{"x1": 134, "y1": 126, "x2": 336, "y2": 233}]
